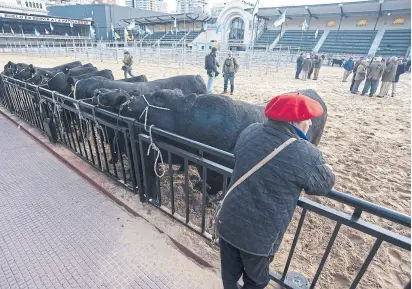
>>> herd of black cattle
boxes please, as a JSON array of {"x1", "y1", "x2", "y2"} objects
[{"x1": 2, "y1": 60, "x2": 328, "y2": 195}]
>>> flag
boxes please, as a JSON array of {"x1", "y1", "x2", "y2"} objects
[
  {"x1": 69, "y1": 20, "x2": 74, "y2": 28},
  {"x1": 124, "y1": 28, "x2": 131, "y2": 41},
  {"x1": 89, "y1": 24, "x2": 95, "y2": 38},
  {"x1": 1, "y1": 27, "x2": 4, "y2": 33},
  {"x1": 10, "y1": 27, "x2": 14, "y2": 34},
  {"x1": 170, "y1": 26, "x2": 174, "y2": 34},
  {"x1": 176, "y1": 26, "x2": 179, "y2": 33},
  {"x1": 127, "y1": 21, "x2": 135, "y2": 30},
  {"x1": 50, "y1": 22, "x2": 54, "y2": 31},
  {"x1": 111, "y1": 23, "x2": 116, "y2": 39},
  {"x1": 91, "y1": 10, "x2": 94, "y2": 16},
  {"x1": 45, "y1": 28, "x2": 49, "y2": 35},
  {"x1": 252, "y1": 0, "x2": 259, "y2": 16},
  {"x1": 114, "y1": 32, "x2": 120, "y2": 39},
  {"x1": 301, "y1": 19, "x2": 309, "y2": 31},
  {"x1": 65, "y1": 32, "x2": 69, "y2": 37},
  {"x1": 315, "y1": 29, "x2": 319, "y2": 39},
  {"x1": 78, "y1": 32, "x2": 80, "y2": 38},
  {"x1": 216, "y1": 24, "x2": 222, "y2": 34},
  {"x1": 279, "y1": 25, "x2": 285, "y2": 39},
  {"x1": 145, "y1": 27, "x2": 152, "y2": 35},
  {"x1": 173, "y1": 18, "x2": 177, "y2": 27},
  {"x1": 202, "y1": 22, "x2": 208, "y2": 31},
  {"x1": 34, "y1": 28, "x2": 40, "y2": 36},
  {"x1": 274, "y1": 10, "x2": 286, "y2": 27}
]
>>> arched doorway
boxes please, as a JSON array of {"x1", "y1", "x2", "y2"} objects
[{"x1": 228, "y1": 17, "x2": 244, "y2": 41}]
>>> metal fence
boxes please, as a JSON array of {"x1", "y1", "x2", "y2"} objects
[
  {"x1": 0, "y1": 75, "x2": 410, "y2": 289},
  {"x1": 2, "y1": 38, "x2": 301, "y2": 74}
]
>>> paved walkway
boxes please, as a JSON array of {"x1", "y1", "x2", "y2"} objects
[{"x1": 0, "y1": 114, "x2": 221, "y2": 289}]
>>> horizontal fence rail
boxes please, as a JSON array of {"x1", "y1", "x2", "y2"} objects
[{"x1": 0, "y1": 74, "x2": 410, "y2": 289}]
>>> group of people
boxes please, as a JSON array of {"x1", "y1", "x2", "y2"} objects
[
  {"x1": 205, "y1": 47, "x2": 239, "y2": 95},
  {"x1": 295, "y1": 53, "x2": 325, "y2": 81},
  {"x1": 343, "y1": 55, "x2": 407, "y2": 97}
]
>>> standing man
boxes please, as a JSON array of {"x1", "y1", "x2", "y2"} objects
[
  {"x1": 221, "y1": 51, "x2": 239, "y2": 95},
  {"x1": 350, "y1": 57, "x2": 364, "y2": 91},
  {"x1": 377, "y1": 56, "x2": 398, "y2": 98},
  {"x1": 307, "y1": 54, "x2": 315, "y2": 79},
  {"x1": 351, "y1": 59, "x2": 368, "y2": 94},
  {"x1": 295, "y1": 53, "x2": 304, "y2": 79},
  {"x1": 217, "y1": 93, "x2": 335, "y2": 289},
  {"x1": 361, "y1": 57, "x2": 384, "y2": 97},
  {"x1": 312, "y1": 55, "x2": 322, "y2": 80},
  {"x1": 392, "y1": 58, "x2": 406, "y2": 97},
  {"x1": 205, "y1": 47, "x2": 220, "y2": 94},
  {"x1": 301, "y1": 54, "x2": 312, "y2": 81},
  {"x1": 342, "y1": 56, "x2": 354, "y2": 82},
  {"x1": 122, "y1": 51, "x2": 134, "y2": 79}
]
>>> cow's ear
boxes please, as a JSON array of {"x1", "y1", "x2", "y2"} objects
[
  {"x1": 29, "y1": 68, "x2": 36, "y2": 75},
  {"x1": 182, "y1": 93, "x2": 197, "y2": 110},
  {"x1": 28, "y1": 64, "x2": 34, "y2": 70}
]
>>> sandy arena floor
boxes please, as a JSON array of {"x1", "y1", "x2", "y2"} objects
[{"x1": 1, "y1": 53, "x2": 410, "y2": 289}]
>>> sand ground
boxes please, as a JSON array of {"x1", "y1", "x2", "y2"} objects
[{"x1": 1, "y1": 53, "x2": 410, "y2": 289}]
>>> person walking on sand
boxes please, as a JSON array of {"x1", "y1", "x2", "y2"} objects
[
  {"x1": 295, "y1": 53, "x2": 304, "y2": 79},
  {"x1": 221, "y1": 51, "x2": 239, "y2": 95},
  {"x1": 351, "y1": 59, "x2": 368, "y2": 94},
  {"x1": 361, "y1": 57, "x2": 384, "y2": 97},
  {"x1": 391, "y1": 58, "x2": 405, "y2": 97},
  {"x1": 377, "y1": 56, "x2": 398, "y2": 98},
  {"x1": 122, "y1": 51, "x2": 135, "y2": 79},
  {"x1": 312, "y1": 55, "x2": 322, "y2": 80},
  {"x1": 301, "y1": 54, "x2": 312, "y2": 81},
  {"x1": 342, "y1": 56, "x2": 354, "y2": 82},
  {"x1": 217, "y1": 93, "x2": 335, "y2": 289},
  {"x1": 205, "y1": 47, "x2": 220, "y2": 94}
]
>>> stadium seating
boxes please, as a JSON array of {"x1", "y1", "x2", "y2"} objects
[
  {"x1": 184, "y1": 31, "x2": 200, "y2": 42},
  {"x1": 377, "y1": 29, "x2": 411, "y2": 57},
  {"x1": 255, "y1": 30, "x2": 280, "y2": 46},
  {"x1": 161, "y1": 31, "x2": 187, "y2": 42},
  {"x1": 144, "y1": 32, "x2": 166, "y2": 42},
  {"x1": 319, "y1": 30, "x2": 376, "y2": 55},
  {"x1": 276, "y1": 30, "x2": 324, "y2": 51}
]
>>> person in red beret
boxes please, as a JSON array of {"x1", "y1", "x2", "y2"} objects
[{"x1": 217, "y1": 93, "x2": 335, "y2": 289}]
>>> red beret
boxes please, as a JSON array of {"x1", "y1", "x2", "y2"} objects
[{"x1": 264, "y1": 93, "x2": 323, "y2": 122}]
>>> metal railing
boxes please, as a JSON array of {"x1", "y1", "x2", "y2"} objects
[{"x1": 0, "y1": 74, "x2": 410, "y2": 289}]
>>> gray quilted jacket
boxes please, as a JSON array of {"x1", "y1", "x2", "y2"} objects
[{"x1": 217, "y1": 120, "x2": 335, "y2": 256}]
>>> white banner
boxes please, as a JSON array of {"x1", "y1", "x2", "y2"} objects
[{"x1": 0, "y1": 13, "x2": 91, "y2": 25}]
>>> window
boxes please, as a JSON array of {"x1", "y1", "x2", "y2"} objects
[
  {"x1": 35, "y1": 3, "x2": 39, "y2": 8},
  {"x1": 393, "y1": 18, "x2": 405, "y2": 25},
  {"x1": 25, "y1": 1, "x2": 28, "y2": 6},
  {"x1": 356, "y1": 19, "x2": 367, "y2": 26},
  {"x1": 39, "y1": 3, "x2": 42, "y2": 8},
  {"x1": 228, "y1": 17, "x2": 245, "y2": 41},
  {"x1": 326, "y1": 20, "x2": 336, "y2": 27},
  {"x1": 29, "y1": 2, "x2": 32, "y2": 7}
]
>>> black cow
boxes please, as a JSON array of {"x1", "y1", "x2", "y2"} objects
[
  {"x1": 25, "y1": 61, "x2": 83, "y2": 84},
  {"x1": 331, "y1": 59, "x2": 344, "y2": 67},
  {"x1": 64, "y1": 64, "x2": 97, "y2": 76},
  {"x1": 95, "y1": 88, "x2": 328, "y2": 195},
  {"x1": 118, "y1": 75, "x2": 149, "y2": 82},
  {"x1": 75, "y1": 75, "x2": 206, "y2": 100},
  {"x1": 3, "y1": 62, "x2": 29, "y2": 76}
]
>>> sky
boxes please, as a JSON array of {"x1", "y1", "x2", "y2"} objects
[{"x1": 165, "y1": 0, "x2": 366, "y2": 12}]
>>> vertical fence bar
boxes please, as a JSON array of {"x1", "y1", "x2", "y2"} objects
[
  {"x1": 184, "y1": 158, "x2": 189, "y2": 224},
  {"x1": 168, "y1": 151, "x2": 175, "y2": 214}
]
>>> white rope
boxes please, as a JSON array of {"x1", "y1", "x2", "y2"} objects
[
  {"x1": 146, "y1": 125, "x2": 166, "y2": 178},
  {"x1": 139, "y1": 94, "x2": 171, "y2": 131}
]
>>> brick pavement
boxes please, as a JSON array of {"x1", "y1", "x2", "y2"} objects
[{"x1": 0, "y1": 114, "x2": 222, "y2": 289}]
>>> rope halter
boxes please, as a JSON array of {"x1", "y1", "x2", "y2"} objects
[{"x1": 139, "y1": 94, "x2": 171, "y2": 131}]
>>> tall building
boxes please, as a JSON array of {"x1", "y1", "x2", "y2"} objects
[
  {"x1": 131, "y1": 0, "x2": 155, "y2": 10},
  {"x1": 176, "y1": 0, "x2": 207, "y2": 13}
]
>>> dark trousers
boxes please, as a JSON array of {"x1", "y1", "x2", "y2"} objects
[
  {"x1": 350, "y1": 73, "x2": 357, "y2": 91},
  {"x1": 295, "y1": 63, "x2": 302, "y2": 79},
  {"x1": 361, "y1": 79, "x2": 379, "y2": 96},
  {"x1": 224, "y1": 72, "x2": 235, "y2": 93},
  {"x1": 123, "y1": 66, "x2": 134, "y2": 78},
  {"x1": 220, "y1": 238, "x2": 273, "y2": 289},
  {"x1": 308, "y1": 67, "x2": 314, "y2": 79}
]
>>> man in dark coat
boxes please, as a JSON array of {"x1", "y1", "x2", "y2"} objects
[
  {"x1": 205, "y1": 47, "x2": 220, "y2": 94},
  {"x1": 217, "y1": 93, "x2": 335, "y2": 289},
  {"x1": 392, "y1": 58, "x2": 406, "y2": 97},
  {"x1": 295, "y1": 53, "x2": 304, "y2": 79}
]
